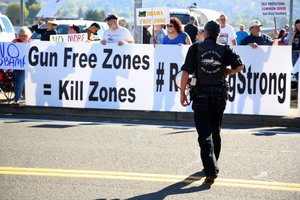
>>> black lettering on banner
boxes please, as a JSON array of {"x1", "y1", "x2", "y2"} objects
[
  {"x1": 237, "y1": 67, "x2": 246, "y2": 94},
  {"x1": 89, "y1": 81, "x2": 98, "y2": 101},
  {"x1": 124, "y1": 54, "x2": 132, "y2": 69},
  {"x1": 278, "y1": 73, "x2": 286, "y2": 103},
  {"x1": 89, "y1": 54, "x2": 97, "y2": 68},
  {"x1": 128, "y1": 88, "x2": 136, "y2": 103},
  {"x1": 259, "y1": 73, "x2": 268, "y2": 94},
  {"x1": 64, "y1": 47, "x2": 97, "y2": 68},
  {"x1": 113, "y1": 54, "x2": 122, "y2": 69},
  {"x1": 59, "y1": 80, "x2": 83, "y2": 100},
  {"x1": 59, "y1": 80, "x2": 69, "y2": 100},
  {"x1": 118, "y1": 88, "x2": 127, "y2": 102},
  {"x1": 227, "y1": 65, "x2": 287, "y2": 104},
  {"x1": 28, "y1": 46, "x2": 57, "y2": 67},
  {"x1": 64, "y1": 47, "x2": 72, "y2": 67},
  {"x1": 103, "y1": 48, "x2": 112, "y2": 68},
  {"x1": 142, "y1": 55, "x2": 150, "y2": 70},
  {"x1": 99, "y1": 87, "x2": 109, "y2": 101},
  {"x1": 79, "y1": 53, "x2": 88, "y2": 68},
  {"x1": 269, "y1": 73, "x2": 277, "y2": 95},
  {"x1": 247, "y1": 66, "x2": 253, "y2": 94},
  {"x1": 169, "y1": 63, "x2": 179, "y2": 92},
  {"x1": 88, "y1": 81, "x2": 136, "y2": 103},
  {"x1": 102, "y1": 48, "x2": 150, "y2": 70},
  {"x1": 132, "y1": 55, "x2": 141, "y2": 69}
]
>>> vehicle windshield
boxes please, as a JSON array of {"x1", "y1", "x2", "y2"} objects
[{"x1": 170, "y1": 14, "x2": 190, "y2": 25}]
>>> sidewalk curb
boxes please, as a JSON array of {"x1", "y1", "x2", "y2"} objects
[{"x1": 0, "y1": 105, "x2": 299, "y2": 128}]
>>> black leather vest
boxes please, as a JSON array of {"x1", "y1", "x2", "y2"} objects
[{"x1": 196, "y1": 41, "x2": 227, "y2": 86}]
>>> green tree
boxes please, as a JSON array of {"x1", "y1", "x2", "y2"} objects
[
  {"x1": 27, "y1": 3, "x2": 41, "y2": 25},
  {"x1": 6, "y1": 3, "x2": 28, "y2": 26},
  {"x1": 85, "y1": 9, "x2": 106, "y2": 21},
  {"x1": 78, "y1": 7, "x2": 84, "y2": 19},
  {"x1": 25, "y1": 0, "x2": 38, "y2": 9}
]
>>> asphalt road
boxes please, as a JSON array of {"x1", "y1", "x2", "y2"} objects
[{"x1": 0, "y1": 117, "x2": 299, "y2": 200}]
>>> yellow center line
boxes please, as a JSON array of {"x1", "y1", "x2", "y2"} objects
[{"x1": 0, "y1": 166, "x2": 300, "y2": 192}]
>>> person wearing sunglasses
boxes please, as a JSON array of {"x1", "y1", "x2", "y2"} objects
[{"x1": 162, "y1": 17, "x2": 192, "y2": 45}]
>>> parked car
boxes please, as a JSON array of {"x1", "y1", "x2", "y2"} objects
[
  {"x1": 0, "y1": 13, "x2": 15, "y2": 41},
  {"x1": 169, "y1": 8, "x2": 221, "y2": 27},
  {"x1": 30, "y1": 19, "x2": 108, "y2": 41}
]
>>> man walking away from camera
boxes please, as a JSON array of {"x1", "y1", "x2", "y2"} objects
[
  {"x1": 184, "y1": 16, "x2": 198, "y2": 43},
  {"x1": 180, "y1": 20, "x2": 244, "y2": 184}
]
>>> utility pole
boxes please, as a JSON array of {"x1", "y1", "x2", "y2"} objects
[
  {"x1": 134, "y1": 0, "x2": 143, "y2": 44},
  {"x1": 20, "y1": 0, "x2": 24, "y2": 26}
]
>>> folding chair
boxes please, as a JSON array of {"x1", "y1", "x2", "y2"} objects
[{"x1": 0, "y1": 69, "x2": 14, "y2": 103}]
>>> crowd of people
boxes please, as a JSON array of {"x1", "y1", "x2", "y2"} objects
[{"x1": 5, "y1": 13, "x2": 300, "y2": 106}]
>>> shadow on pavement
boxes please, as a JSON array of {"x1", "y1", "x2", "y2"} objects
[{"x1": 123, "y1": 171, "x2": 210, "y2": 200}]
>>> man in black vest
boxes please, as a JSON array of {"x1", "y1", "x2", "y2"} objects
[
  {"x1": 184, "y1": 16, "x2": 198, "y2": 43},
  {"x1": 180, "y1": 20, "x2": 244, "y2": 184}
]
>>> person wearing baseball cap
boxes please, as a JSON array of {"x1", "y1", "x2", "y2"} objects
[
  {"x1": 240, "y1": 19, "x2": 278, "y2": 48},
  {"x1": 104, "y1": 14, "x2": 118, "y2": 21},
  {"x1": 180, "y1": 20, "x2": 244, "y2": 184},
  {"x1": 101, "y1": 14, "x2": 134, "y2": 46}
]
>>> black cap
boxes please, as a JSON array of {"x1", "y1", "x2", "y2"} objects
[
  {"x1": 204, "y1": 20, "x2": 220, "y2": 37},
  {"x1": 104, "y1": 14, "x2": 118, "y2": 21}
]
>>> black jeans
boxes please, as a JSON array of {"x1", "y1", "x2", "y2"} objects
[{"x1": 192, "y1": 86, "x2": 226, "y2": 177}]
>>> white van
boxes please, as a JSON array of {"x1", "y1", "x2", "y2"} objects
[{"x1": 0, "y1": 13, "x2": 15, "y2": 41}]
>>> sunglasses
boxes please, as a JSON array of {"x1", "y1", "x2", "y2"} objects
[{"x1": 167, "y1": 24, "x2": 174, "y2": 28}]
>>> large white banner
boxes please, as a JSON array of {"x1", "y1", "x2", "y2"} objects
[{"x1": 0, "y1": 42, "x2": 294, "y2": 116}]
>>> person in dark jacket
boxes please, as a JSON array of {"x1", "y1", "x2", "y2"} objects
[
  {"x1": 184, "y1": 16, "x2": 198, "y2": 43},
  {"x1": 31, "y1": 18, "x2": 58, "y2": 41},
  {"x1": 180, "y1": 20, "x2": 244, "y2": 184}
]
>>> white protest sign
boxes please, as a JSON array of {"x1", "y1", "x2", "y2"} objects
[
  {"x1": 261, "y1": 0, "x2": 288, "y2": 17},
  {"x1": 0, "y1": 42, "x2": 27, "y2": 70},
  {"x1": 36, "y1": 0, "x2": 67, "y2": 18},
  {"x1": 19, "y1": 42, "x2": 292, "y2": 116},
  {"x1": 50, "y1": 33, "x2": 88, "y2": 42},
  {"x1": 136, "y1": 7, "x2": 169, "y2": 26}
]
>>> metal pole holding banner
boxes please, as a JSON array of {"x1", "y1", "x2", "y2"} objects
[{"x1": 289, "y1": 0, "x2": 293, "y2": 45}]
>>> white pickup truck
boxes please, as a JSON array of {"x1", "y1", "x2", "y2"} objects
[
  {"x1": 169, "y1": 8, "x2": 221, "y2": 27},
  {"x1": 0, "y1": 13, "x2": 15, "y2": 42}
]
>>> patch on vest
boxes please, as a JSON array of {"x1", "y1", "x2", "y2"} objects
[{"x1": 200, "y1": 50, "x2": 222, "y2": 74}]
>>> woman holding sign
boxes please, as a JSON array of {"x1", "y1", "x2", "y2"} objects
[
  {"x1": 162, "y1": 17, "x2": 192, "y2": 45},
  {"x1": 12, "y1": 27, "x2": 33, "y2": 106}
]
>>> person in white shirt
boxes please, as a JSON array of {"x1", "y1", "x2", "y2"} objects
[
  {"x1": 217, "y1": 14, "x2": 237, "y2": 45},
  {"x1": 100, "y1": 14, "x2": 134, "y2": 46}
]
